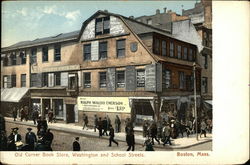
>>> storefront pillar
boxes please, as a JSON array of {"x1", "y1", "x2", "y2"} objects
[{"x1": 40, "y1": 98, "x2": 44, "y2": 118}]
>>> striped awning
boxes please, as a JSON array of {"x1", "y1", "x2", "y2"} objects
[{"x1": 1, "y1": 88, "x2": 29, "y2": 102}]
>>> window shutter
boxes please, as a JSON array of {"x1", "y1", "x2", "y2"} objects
[
  {"x1": 125, "y1": 66, "x2": 136, "y2": 91},
  {"x1": 48, "y1": 73, "x2": 54, "y2": 87},
  {"x1": 91, "y1": 41, "x2": 99, "y2": 61},
  {"x1": 145, "y1": 64, "x2": 156, "y2": 91},
  {"x1": 107, "y1": 68, "x2": 116, "y2": 91},
  {"x1": 78, "y1": 71, "x2": 81, "y2": 87},
  {"x1": 7, "y1": 75, "x2": 11, "y2": 88},
  {"x1": 156, "y1": 63, "x2": 162, "y2": 92},
  {"x1": 61, "y1": 72, "x2": 68, "y2": 87}
]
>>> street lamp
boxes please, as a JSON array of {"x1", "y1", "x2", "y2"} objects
[{"x1": 193, "y1": 62, "x2": 198, "y2": 141}]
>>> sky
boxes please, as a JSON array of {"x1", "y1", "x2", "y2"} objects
[{"x1": 1, "y1": 0, "x2": 198, "y2": 47}]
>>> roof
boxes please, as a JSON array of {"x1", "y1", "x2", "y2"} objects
[
  {"x1": 1, "y1": 88, "x2": 29, "y2": 102},
  {"x1": 2, "y1": 30, "x2": 80, "y2": 52}
]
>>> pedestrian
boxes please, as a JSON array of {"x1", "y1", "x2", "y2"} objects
[
  {"x1": 20, "y1": 108, "x2": 25, "y2": 122},
  {"x1": 48, "y1": 110, "x2": 54, "y2": 123},
  {"x1": 157, "y1": 121, "x2": 163, "y2": 139},
  {"x1": 44, "y1": 129, "x2": 54, "y2": 148},
  {"x1": 82, "y1": 114, "x2": 88, "y2": 130},
  {"x1": 7, "y1": 127, "x2": 22, "y2": 151},
  {"x1": 94, "y1": 114, "x2": 98, "y2": 132},
  {"x1": 149, "y1": 122, "x2": 160, "y2": 145},
  {"x1": 0, "y1": 130, "x2": 8, "y2": 151},
  {"x1": 126, "y1": 129, "x2": 135, "y2": 151},
  {"x1": 206, "y1": 118, "x2": 212, "y2": 133},
  {"x1": 143, "y1": 138, "x2": 154, "y2": 151},
  {"x1": 187, "y1": 119, "x2": 193, "y2": 135},
  {"x1": 73, "y1": 137, "x2": 81, "y2": 151},
  {"x1": 107, "y1": 115, "x2": 111, "y2": 131},
  {"x1": 32, "y1": 109, "x2": 39, "y2": 125},
  {"x1": 12, "y1": 107, "x2": 17, "y2": 121},
  {"x1": 115, "y1": 115, "x2": 121, "y2": 133},
  {"x1": 162, "y1": 123, "x2": 172, "y2": 146},
  {"x1": 102, "y1": 117, "x2": 108, "y2": 136},
  {"x1": 41, "y1": 117, "x2": 48, "y2": 132},
  {"x1": 200, "y1": 120, "x2": 207, "y2": 138},
  {"x1": 97, "y1": 117, "x2": 103, "y2": 138},
  {"x1": 25, "y1": 128, "x2": 37, "y2": 151},
  {"x1": 142, "y1": 120, "x2": 148, "y2": 138},
  {"x1": 108, "y1": 125, "x2": 118, "y2": 147},
  {"x1": 37, "y1": 116, "x2": 42, "y2": 134},
  {"x1": 24, "y1": 106, "x2": 29, "y2": 121},
  {"x1": 35, "y1": 138, "x2": 52, "y2": 151}
]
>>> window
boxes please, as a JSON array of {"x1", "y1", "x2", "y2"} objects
[
  {"x1": 54, "y1": 99, "x2": 63, "y2": 117},
  {"x1": 99, "y1": 41, "x2": 107, "y2": 59},
  {"x1": 183, "y1": 47, "x2": 188, "y2": 60},
  {"x1": 95, "y1": 16, "x2": 110, "y2": 35},
  {"x1": 42, "y1": 73, "x2": 48, "y2": 87},
  {"x1": 147, "y1": 19, "x2": 152, "y2": 25},
  {"x1": 117, "y1": 39, "x2": 125, "y2": 58},
  {"x1": 3, "y1": 57, "x2": 8, "y2": 66},
  {"x1": 179, "y1": 72, "x2": 185, "y2": 89},
  {"x1": 185, "y1": 75, "x2": 192, "y2": 91},
  {"x1": 153, "y1": 38, "x2": 160, "y2": 54},
  {"x1": 3, "y1": 76, "x2": 8, "y2": 88},
  {"x1": 99, "y1": 72, "x2": 107, "y2": 88},
  {"x1": 136, "y1": 69, "x2": 145, "y2": 87},
  {"x1": 162, "y1": 40, "x2": 167, "y2": 56},
  {"x1": 54, "y1": 72, "x2": 61, "y2": 86},
  {"x1": 31, "y1": 73, "x2": 37, "y2": 87},
  {"x1": 189, "y1": 49, "x2": 194, "y2": 61},
  {"x1": 11, "y1": 53, "x2": 16, "y2": 65},
  {"x1": 163, "y1": 70, "x2": 171, "y2": 89},
  {"x1": 11, "y1": 75, "x2": 16, "y2": 87},
  {"x1": 21, "y1": 74, "x2": 26, "y2": 87},
  {"x1": 170, "y1": 42, "x2": 174, "y2": 57},
  {"x1": 177, "y1": 45, "x2": 182, "y2": 59},
  {"x1": 116, "y1": 71, "x2": 125, "y2": 88},
  {"x1": 42, "y1": 46, "x2": 49, "y2": 62},
  {"x1": 68, "y1": 73, "x2": 77, "y2": 90},
  {"x1": 202, "y1": 54, "x2": 208, "y2": 69},
  {"x1": 202, "y1": 77, "x2": 208, "y2": 93},
  {"x1": 31, "y1": 48, "x2": 37, "y2": 64},
  {"x1": 83, "y1": 44, "x2": 91, "y2": 61},
  {"x1": 20, "y1": 52, "x2": 26, "y2": 64},
  {"x1": 54, "y1": 45, "x2": 61, "y2": 61},
  {"x1": 83, "y1": 72, "x2": 91, "y2": 88}
]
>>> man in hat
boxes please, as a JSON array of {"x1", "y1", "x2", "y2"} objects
[
  {"x1": 115, "y1": 115, "x2": 121, "y2": 133},
  {"x1": 73, "y1": 137, "x2": 81, "y2": 151},
  {"x1": 7, "y1": 127, "x2": 22, "y2": 151},
  {"x1": 108, "y1": 125, "x2": 118, "y2": 147},
  {"x1": 82, "y1": 114, "x2": 88, "y2": 130},
  {"x1": 162, "y1": 123, "x2": 172, "y2": 146},
  {"x1": 25, "y1": 128, "x2": 37, "y2": 151},
  {"x1": 32, "y1": 109, "x2": 39, "y2": 125},
  {"x1": 12, "y1": 107, "x2": 17, "y2": 121},
  {"x1": 102, "y1": 117, "x2": 108, "y2": 136},
  {"x1": 97, "y1": 117, "x2": 103, "y2": 138},
  {"x1": 200, "y1": 119, "x2": 207, "y2": 138},
  {"x1": 44, "y1": 129, "x2": 54, "y2": 148}
]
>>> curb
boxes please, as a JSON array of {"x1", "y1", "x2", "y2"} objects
[{"x1": 5, "y1": 119, "x2": 212, "y2": 150}]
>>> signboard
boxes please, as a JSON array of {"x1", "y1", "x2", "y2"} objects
[{"x1": 77, "y1": 97, "x2": 131, "y2": 113}]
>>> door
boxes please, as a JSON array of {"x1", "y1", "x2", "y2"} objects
[{"x1": 66, "y1": 104, "x2": 75, "y2": 123}]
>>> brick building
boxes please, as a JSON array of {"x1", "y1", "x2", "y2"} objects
[{"x1": 1, "y1": 10, "x2": 201, "y2": 129}]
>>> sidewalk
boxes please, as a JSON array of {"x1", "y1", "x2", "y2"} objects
[{"x1": 5, "y1": 117, "x2": 212, "y2": 149}]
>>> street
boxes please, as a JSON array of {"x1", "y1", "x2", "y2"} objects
[{"x1": 5, "y1": 121, "x2": 211, "y2": 151}]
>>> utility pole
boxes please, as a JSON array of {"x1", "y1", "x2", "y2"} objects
[{"x1": 193, "y1": 62, "x2": 198, "y2": 141}]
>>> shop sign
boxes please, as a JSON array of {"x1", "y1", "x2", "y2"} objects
[{"x1": 77, "y1": 97, "x2": 131, "y2": 113}]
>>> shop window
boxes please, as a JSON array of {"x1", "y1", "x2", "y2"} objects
[
  {"x1": 83, "y1": 72, "x2": 91, "y2": 88},
  {"x1": 202, "y1": 77, "x2": 208, "y2": 93},
  {"x1": 54, "y1": 99, "x2": 63, "y2": 117},
  {"x1": 20, "y1": 52, "x2": 26, "y2": 64},
  {"x1": 177, "y1": 45, "x2": 182, "y2": 59},
  {"x1": 42, "y1": 46, "x2": 49, "y2": 62},
  {"x1": 116, "y1": 70, "x2": 125, "y2": 88},
  {"x1": 136, "y1": 69, "x2": 145, "y2": 87},
  {"x1": 117, "y1": 39, "x2": 125, "y2": 58},
  {"x1": 153, "y1": 38, "x2": 160, "y2": 55},
  {"x1": 170, "y1": 42, "x2": 174, "y2": 57},
  {"x1": 11, "y1": 75, "x2": 16, "y2": 87},
  {"x1": 68, "y1": 73, "x2": 78, "y2": 90},
  {"x1": 31, "y1": 48, "x2": 37, "y2": 64},
  {"x1": 161, "y1": 40, "x2": 167, "y2": 56},
  {"x1": 42, "y1": 73, "x2": 48, "y2": 87},
  {"x1": 183, "y1": 47, "x2": 188, "y2": 60},
  {"x1": 3, "y1": 76, "x2": 8, "y2": 88},
  {"x1": 179, "y1": 72, "x2": 185, "y2": 89},
  {"x1": 83, "y1": 44, "x2": 91, "y2": 61},
  {"x1": 95, "y1": 16, "x2": 110, "y2": 36},
  {"x1": 99, "y1": 41, "x2": 107, "y2": 59},
  {"x1": 163, "y1": 70, "x2": 171, "y2": 89},
  {"x1": 21, "y1": 74, "x2": 26, "y2": 87},
  {"x1": 54, "y1": 72, "x2": 61, "y2": 86},
  {"x1": 99, "y1": 72, "x2": 107, "y2": 88},
  {"x1": 54, "y1": 45, "x2": 61, "y2": 61}
]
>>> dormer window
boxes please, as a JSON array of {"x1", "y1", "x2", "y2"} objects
[{"x1": 95, "y1": 16, "x2": 110, "y2": 36}]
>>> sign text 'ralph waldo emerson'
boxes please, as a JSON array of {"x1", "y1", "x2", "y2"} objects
[{"x1": 77, "y1": 97, "x2": 131, "y2": 113}]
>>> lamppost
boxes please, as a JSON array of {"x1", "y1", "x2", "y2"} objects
[{"x1": 193, "y1": 62, "x2": 198, "y2": 141}]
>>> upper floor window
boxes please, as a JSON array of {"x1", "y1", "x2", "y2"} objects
[
  {"x1": 99, "y1": 72, "x2": 107, "y2": 88},
  {"x1": 202, "y1": 54, "x2": 208, "y2": 69},
  {"x1": 31, "y1": 48, "x2": 37, "y2": 64},
  {"x1": 177, "y1": 45, "x2": 182, "y2": 59},
  {"x1": 170, "y1": 42, "x2": 174, "y2": 57},
  {"x1": 83, "y1": 44, "x2": 91, "y2": 61},
  {"x1": 20, "y1": 52, "x2": 26, "y2": 64},
  {"x1": 54, "y1": 72, "x2": 61, "y2": 86},
  {"x1": 30, "y1": 73, "x2": 37, "y2": 87},
  {"x1": 10, "y1": 53, "x2": 16, "y2": 65},
  {"x1": 83, "y1": 72, "x2": 91, "y2": 88},
  {"x1": 11, "y1": 75, "x2": 16, "y2": 87},
  {"x1": 68, "y1": 73, "x2": 78, "y2": 90},
  {"x1": 99, "y1": 41, "x2": 107, "y2": 59},
  {"x1": 95, "y1": 16, "x2": 110, "y2": 36},
  {"x1": 202, "y1": 77, "x2": 208, "y2": 93},
  {"x1": 117, "y1": 39, "x2": 125, "y2": 58},
  {"x1": 179, "y1": 72, "x2": 185, "y2": 89},
  {"x1": 21, "y1": 74, "x2": 26, "y2": 87},
  {"x1": 153, "y1": 38, "x2": 160, "y2": 55},
  {"x1": 42, "y1": 46, "x2": 49, "y2": 62},
  {"x1": 3, "y1": 56, "x2": 8, "y2": 66},
  {"x1": 116, "y1": 70, "x2": 125, "y2": 88},
  {"x1": 163, "y1": 70, "x2": 171, "y2": 89},
  {"x1": 54, "y1": 45, "x2": 61, "y2": 61},
  {"x1": 183, "y1": 47, "x2": 188, "y2": 60},
  {"x1": 3, "y1": 76, "x2": 8, "y2": 88},
  {"x1": 189, "y1": 49, "x2": 194, "y2": 61},
  {"x1": 136, "y1": 69, "x2": 145, "y2": 87},
  {"x1": 42, "y1": 73, "x2": 48, "y2": 87},
  {"x1": 147, "y1": 19, "x2": 152, "y2": 25},
  {"x1": 161, "y1": 40, "x2": 167, "y2": 56}
]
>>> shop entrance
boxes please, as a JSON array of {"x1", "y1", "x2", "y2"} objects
[
  {"x1": 42, "y1": 99, "x2": 51, "y2": 117},
  {"x1": 66, "y1": 104, "x2": 75, "y2": 123},
  {"x1": 133, "y1": 100, "x2": 154, "y2": 125}
]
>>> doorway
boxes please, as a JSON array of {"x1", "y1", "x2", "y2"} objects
[{"x1": 66, "y1": 104, "x2": 75, "y2": 123}]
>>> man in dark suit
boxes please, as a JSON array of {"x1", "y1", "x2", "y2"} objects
[
  {"x1": 73, "y1": 137, "x2": 80, "y2": 151},
  {"x1": 25, "y1": 128, "x2": 37, "y2": 151},
  {"x1": 108, "y1": 125, "x2": 118, "y2": 147},
  {"x1": 97, "y1": 117, "x2": 103, "y2": 138},
  {"x1": 7, "y1": 127, "x2": 22, "y2": 151},
  {"x1": 44, "y1": 129, "x2": 54, "y2": 148}
]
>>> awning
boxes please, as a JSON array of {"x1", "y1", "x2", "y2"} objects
[
  {"x1": 1, "y1": 88, "x2": 29, "y2": 102},
  {"x1": 203, "y1": 100, "x2": 213, "y2": 110},
  {"x1": 205, "y1": 100, "x2": 212, "y2": 106}
]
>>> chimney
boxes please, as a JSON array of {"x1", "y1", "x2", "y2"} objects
[
  {"x1": 129, "y1": 16, "x2": 134, "y2": 19},
  {"x1": 164, "y1": 7, "x2": 167, "y2": 13},
  {"x1": 156, "y1": 9, "x2": 160, "y2": 14}
]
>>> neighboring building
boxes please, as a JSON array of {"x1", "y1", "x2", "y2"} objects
[{"x1": 1, "y1": 10, "x2": 201, "y2": 130}]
